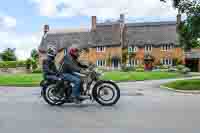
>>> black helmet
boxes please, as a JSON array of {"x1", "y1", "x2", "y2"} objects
[{"x1": 47, "y1": 45, "x2": 57, "y2": 57}]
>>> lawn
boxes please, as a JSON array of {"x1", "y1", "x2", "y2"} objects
[
  {"x1": 0, "y1": 71, "x2": 183, "y2": 87},
  {"x1": 163, "y1": 79, "x2": 200, "y2": 91},
  {"x1": 101, "y1": 71, "x2": 183, "y2": 81},
  {"x1": 0, "y1": 74, "x2": 43, "y2": 87}
]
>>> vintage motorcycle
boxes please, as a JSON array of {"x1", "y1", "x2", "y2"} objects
[{"x1": 40, "y1": 49, "x2": 120, "y2": 106}]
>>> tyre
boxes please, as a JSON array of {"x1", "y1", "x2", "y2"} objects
[
  {"x1": 42, "y1": 84, "x2": 65, "y2": 106},
  {"x1": 92, "y1": 81, "x2": 120, "y2": 106}
]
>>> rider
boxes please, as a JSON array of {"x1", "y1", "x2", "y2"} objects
[{"x1": 61, "y1": 47, "x2": 88, "y2": 102}]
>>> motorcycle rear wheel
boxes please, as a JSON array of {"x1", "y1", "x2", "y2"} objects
[{"x1": 43, "y1": 84, "x2": 66, "y2": 106}]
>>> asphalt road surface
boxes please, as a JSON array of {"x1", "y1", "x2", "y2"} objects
[{"x1": 0, "y1": 78, "x2": 200, "y2": 133}]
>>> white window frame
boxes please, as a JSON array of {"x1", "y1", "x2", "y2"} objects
[
  {"x1": 96, "y1": 59, "x2": 106, "y2": 67},
  {"x1": 161, "y1": 44, "x2": 173, "y2": 51},
  {"x1": 128, "y1": 46, "x2": 138, "y2": 53},
  {"x1": 129, "y1": 59, "x2": 140, "y2": 66},
  {"x1": 160, "y1": 58, "x2": 173, "y2": 66},
  {"x1": 96, "y1": 46, "x2": 105, "y2": 52},
  {"x1": 145, "y1": 45, "x2": 152, "y2": 52}
]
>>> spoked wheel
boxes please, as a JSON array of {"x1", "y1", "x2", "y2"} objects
[
  {"x1": 43, "y1": 84, "x2": 65, "y2": 106},
  {"x1": 92, "y1": 81, "x2": 120, "y2": 106}
]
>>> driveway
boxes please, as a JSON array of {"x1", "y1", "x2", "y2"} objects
[{"x1": 0, "y1": 77, "x2": 200, "y2": 133}]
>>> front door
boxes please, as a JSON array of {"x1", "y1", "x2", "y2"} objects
[{"x1": 112, "y1": 59, "x2": 119, "y2": 68}]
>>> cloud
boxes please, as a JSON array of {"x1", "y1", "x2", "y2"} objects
[
  {"x1": 0, "y1": 31, "x2": 42, "y2": 60},
  {"x1": 0, "y1": 15, "x2": 16, "y2": 29},
  {"x1": 0, "y1": 14, "x2": 42, "y2": 60},
  {"x1": 30, "y1": 0, "x2": 177, "y2": 20}
]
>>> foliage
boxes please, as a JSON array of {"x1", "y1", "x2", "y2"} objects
[
  {"x1": 161, "y1": 0, "x2": 200, "y2": 50},
  {"x1": 180, "y1": 67, "x2": 191, "y2": 74},
  {"x1": 26, "y1": 58, "x2": 33, "y2": 70},
  {"x1": 0, "y1": 61, "x2": 26, "y2": 68},
  {"x1": 173, "y1": 58, "x2": 183, "y2": 65},
  {"x1": 175, "y1": 64, "x2": 191, "y2": 74},
  {"x1": 135, "y1": 68, "x2": 144, "y2": 72},
  {"x1": 176, "y1": 65, "x2": 185, "y2": 70},
  {"x1": 106, "y1": 53, "x2": 112, "y2": 67},
  {"x1": 122, "y1": 48, "x2": 128, "y2": 67},
  {"x1": 30, "y1": 49, "x2": 39, "y2": 70},
  {"x1": 121, "y1": 66, "x2": 135, "y2": 72},
  {"x1": 32, "y1": 68, "x2": 42, "y2": 73},
  {"x1": 32, "y1": 59, "x2": 38, "y2": 70},
  {"x1": 178, "y1": 0, "x2": 200, "y2": 50},
  {"x1": 0, "y1": 48, "x2": 17, "y2": 61},
  {"x1": 31, "y1": 49, "x2": 39, "y2": 61}
]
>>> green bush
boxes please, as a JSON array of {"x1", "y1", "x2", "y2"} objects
[
  {"x1": 135, "y1": 68, "x2": 144, "y2": 72},
  {"x1": 32, "y1": 68, "x2": 42, "y2": 73},
  {"x1": 160, "y1": 69, "x2": 169, "y2": 72},
  {"x1": 121, "y1": 66, "x2": 135, "y2": 72},
  {"x1": 179, "y1": 67, "x2": 191, "y2": 74},
  {"x1": 168, "y1": 67, "x2": 178, "y2": 72},
  {"x1": 176, "y1": 65, "x2": 185, "y2": 70},
  {"x1": 16, "y1": 61, "x2": 26, "y2": 67},
  {"x1": 160, "y1": 65, "x2": 170, "y2": 69},
  {"x1": 0, "y1": 61, "x2": 26, "y2": 68},
  {"x1": 26, "y1": 59, "x2": 32, "y2": 70}
]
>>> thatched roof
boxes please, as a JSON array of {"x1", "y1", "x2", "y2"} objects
[
  {"x1": 127, "y1": 21, "x2": 178, "y2": 46},
  {"x1": 38, "y1": 29, "x2": 91, "y2": 53},
  {"x1": 38, "y1": 21, "x2": 178, "y2": 53}
]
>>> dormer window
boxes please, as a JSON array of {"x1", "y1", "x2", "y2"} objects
[
  {"x1": 128, "y1": 46, "x2": 138, "y2": 53},
  {"x1": 145, "y1": 45, "x2": 152, "y2": 52},
  {"x1": 161, "y1": 44, "x2": 173, "y2": 51},
  {"x1": 96, "y1": 46, "x2": 105, "y2": 52}
]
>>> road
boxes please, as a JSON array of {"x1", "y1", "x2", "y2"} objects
[{"x1": 0, "y1": 78, "x2": 200, "y2": 133}]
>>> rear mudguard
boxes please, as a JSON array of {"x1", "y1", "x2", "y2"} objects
[{"x1": 40, "y1": 80, "x2": 49, "y2": 97}]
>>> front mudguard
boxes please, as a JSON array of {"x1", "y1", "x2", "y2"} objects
[{"x1": 93, "y1": 80, "x2": 116, "y2": 87}]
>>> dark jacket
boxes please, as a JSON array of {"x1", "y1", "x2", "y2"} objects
[
  {"x1": 42, "y1": 56, "x2": 58, "y2": 79},
  {"x1": 61, "y1": 50, "x2": 88, "y2": 74}
]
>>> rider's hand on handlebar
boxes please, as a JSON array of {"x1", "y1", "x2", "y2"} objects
[{"x1": 80, "y1": 69, "x2": 89, "y2": 75}]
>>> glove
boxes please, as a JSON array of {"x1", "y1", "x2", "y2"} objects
[{"x1": 80, "y1": 69, "x2": 89, "y2": 75}]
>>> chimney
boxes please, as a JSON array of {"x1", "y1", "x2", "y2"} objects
[
  {"x1": 44, "y1": 24, "x2": 49, "y2": 34},
  {"x1": 120, "y1": 14, "x2": 125, "y2": 23},
  {"x1": 91, "y1": 16, "x2": 97, "y2": 32}
]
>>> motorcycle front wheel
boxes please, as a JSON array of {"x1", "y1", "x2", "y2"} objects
[{"x1": 92, "y1": 81, "x2": 120, "y2": 106}]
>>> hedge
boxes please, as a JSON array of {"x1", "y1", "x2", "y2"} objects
[{"x1": 0, "y1": 61, "x2": 26, "y2": 68}]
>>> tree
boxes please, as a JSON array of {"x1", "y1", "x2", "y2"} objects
[
  {"x1": 160, "y1": 0, "x2": 181, "y2": 8},
  {"x1": 178, "y1": 0, "x2": 200, "y2": 50},
  {"x1": 0, "y1": 48, "x2": 17, "y2": 61},
  {"x1": 30, "y1": 49, "x2": 39, "y2": 70},
  {"x1": 31, "y1": 49, "x2": 39, "y2": 61},
  {"x1": 161, "y1": 0, "x2": 200, "y2": 50}
]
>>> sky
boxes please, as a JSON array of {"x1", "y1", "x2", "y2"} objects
[{"x1": 0, "y1": 0, "x2": 178, "y2": 60}]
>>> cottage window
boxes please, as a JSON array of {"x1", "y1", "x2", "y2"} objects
[
  {"x1": 161, "y1": 44, "x2": 173, "y2": 51},
  {"x1": 145, "y1": 45, "x2": 152, "y2": 52},
  {"x1": 96, "y1": 46, "x2": 105, "y2": 52},
  {"x1": 160, "y1": 58, "x2": 173, "y2": 65},
  {"x1": 96, "y1": 60, "x2": 106, "y2": 67},
  {"x1": 129, "y1": 59, "x2": 139, "y2": 66},
  {"x1": 128, "y1": 46, "x2": 138, "y2": 53}
]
